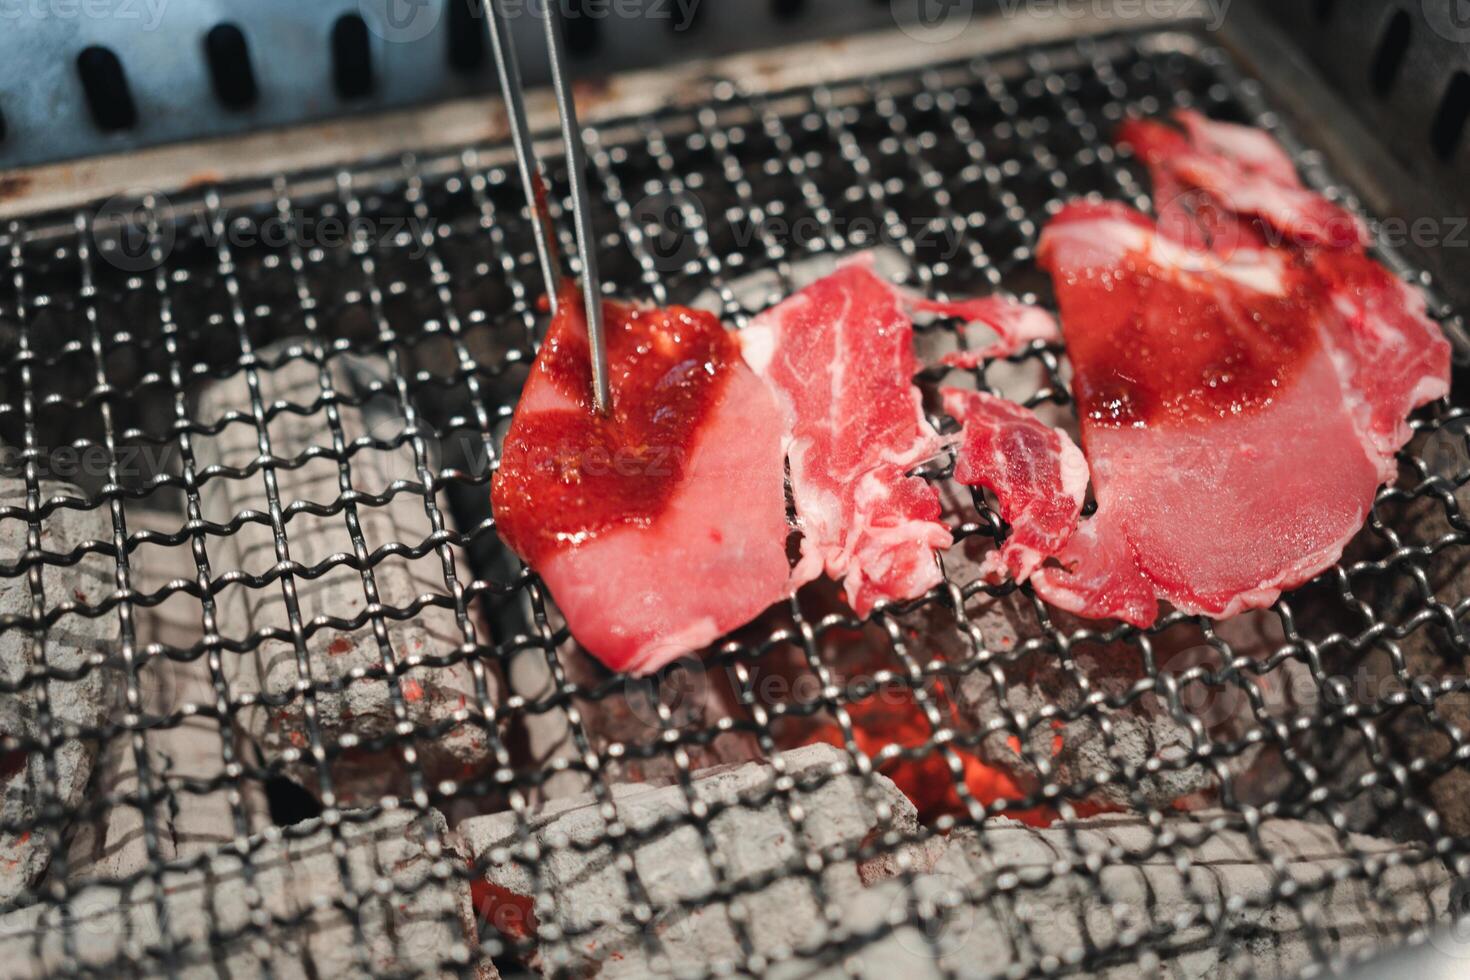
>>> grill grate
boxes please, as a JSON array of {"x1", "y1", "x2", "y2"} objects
[{"x1": 0, "y1": 24, "x2": 1467, "y2": 979}]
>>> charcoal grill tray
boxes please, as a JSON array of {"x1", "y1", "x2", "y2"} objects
[{"x1": 1, "y1": 8, "x2": 1468, "y2": 979}]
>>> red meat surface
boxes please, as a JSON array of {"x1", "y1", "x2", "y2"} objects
[
  {"x1": 741, "y1": 256, "x2": 1059, "y2": 614},
  {"x1": 492, "y1": 285, "x2": 792, "y2": 674},
  {"x1": 924, "y1": 294, "x2": 1060, "y2": 369},
  {"x1": 942, "y1": 388, "x2": 1088, "y2": 584},
  {"x1": 1120, "y1": 110, "x2": 1366, "y2": 252},
  {"x1": 1030, "y1": 115, "x2": 1450, "y2": 627},
  {"x1": 741, "y1": 257, "x2": 955, "y2": 615}
]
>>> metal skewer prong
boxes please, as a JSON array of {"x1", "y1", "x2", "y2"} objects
[
  {"x1": 484, "y1": 0, "x2": 560, "y2": 317},
  {"x1": 485, "y1": 0, "x2": 612, "y2": 415}
]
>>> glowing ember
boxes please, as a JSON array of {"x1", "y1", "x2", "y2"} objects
[
  {"x1": 469, "y1": 873, "x2": 539, "y2": 945},
  {"x1": 804, "y1": 681, "x2": 1115, "y2": 827}
]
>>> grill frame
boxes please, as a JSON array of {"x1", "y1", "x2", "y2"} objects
[{"x1": 0, "y1": 8, "x2": 1468, "y2": 978}]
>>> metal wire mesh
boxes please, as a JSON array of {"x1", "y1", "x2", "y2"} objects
[{"x1": 0, "y1": 24, "x2": 1467, "y2": 980}]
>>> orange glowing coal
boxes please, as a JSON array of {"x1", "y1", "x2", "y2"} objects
[{"x1": 803, "y1": 680, "x2": 1115, "y2": 828}]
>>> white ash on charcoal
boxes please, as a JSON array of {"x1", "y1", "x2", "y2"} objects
[
  {"x1": 64, "y1": 656, "x2": 273, "y2": 881},
  {"x1": 64, "y1": 739, "x2": 175, "y2": 883},
  {"x1": 507, "y1": 627, "x2": 765, "y2": 802},
  {"x1": 456, "y1": 743, "x2": 920, "y2": 978},
  {"x1": 65, "y1": 535, "x2": 276, "y2": 882},
  {"x1": 927, "y1": 484, "x2": 1261, "y2": 810},
  {"x1": 916, "y1": 571, "x2": 1213, "y2": 809},
  {"x1": 777, "y1": 810, "x2": 1452, "y2": 980},
  {"x1": 0, "y1": 480, "x2": 118, "y2": 905},
  {"x1": 194, "y1": 348, "x2": 501, "y2": 805},
  {"x1": 0, "y1": 807, "x2": 490, "y2": 978}
]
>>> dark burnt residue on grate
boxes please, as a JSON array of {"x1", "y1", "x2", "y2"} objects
[{"x1": 0, "y1": 26, "x2": 1466, "y2": 980}]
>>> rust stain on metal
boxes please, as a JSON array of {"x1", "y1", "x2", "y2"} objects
[
  {"x1": 572, "y1": 77, "x2": 616, "y2": 116},
  {"x1": 183, "y1": 170, "x2": 224, "y2": 190},
  {"x1": 483, "y1": 104, "x2": 510, "y2": 142},
  {"x1": 0, "y1": 174, "x2": 34, "y2": 202}
]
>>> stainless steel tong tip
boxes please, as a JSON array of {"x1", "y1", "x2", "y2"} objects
[{"x1": 484, "y1": 0, "x2": 611, "y2": 415}]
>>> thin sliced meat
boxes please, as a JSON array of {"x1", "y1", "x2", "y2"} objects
[
  {"x1": 1127, "y1": 110, "x2": 1451, "y2": 476},
  {"x1": 942, "y1": 388, "x2": 1087, "y2": 584},
  {"x1": 1120, "y1": 110, "x2": 1366, "y2": 251},
  {"x1": 492, "y1": 285, "x2": 792, "y2": 675},
  {"x1": 740, "y1": 257, "x2": 1058, "y2": 613},
  {"x1": 922, "y1": 295, "x2": 1060, "y2": 369},
  {"x1": 1032, "y1": 191, "x2": 1448, "y2": 625},
  {"x1": 741, "y1": 255, "x2": 953, "y2": 615},
  {"x1": 1308, "y1": 246, "x2": 1451, "y2": 476}
]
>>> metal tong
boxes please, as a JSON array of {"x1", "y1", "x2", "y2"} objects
[{"x1": 483, "y1": 0, "x2": 611, "y2": 415}]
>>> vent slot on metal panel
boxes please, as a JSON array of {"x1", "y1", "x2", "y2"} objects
[
  {"x1": 448, "y1": 0, "x2": 488, "y2": 73},
  {"x1": 205, "y1": 23, "x2": 260, "y2": 110},
  {"x1": 333, "y1": 13, "x2": 375, "y2": 99},
  {"x1": 564, "y1": 0, "x2": 601, "y2": 55},
  {"x1": 1371, "y1": 10, "x2": 1412, "y2": 96},
  {"x1": 1431, "y1": 70, "x2": 1470, "y2": 160},
  {"x1": 76, "y1": 45, "x2": 137, "y2": 131}
]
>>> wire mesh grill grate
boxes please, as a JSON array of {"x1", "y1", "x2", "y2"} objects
[{"x1": 0, "y1": 24, "x2": 1466, "y2": 980}]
